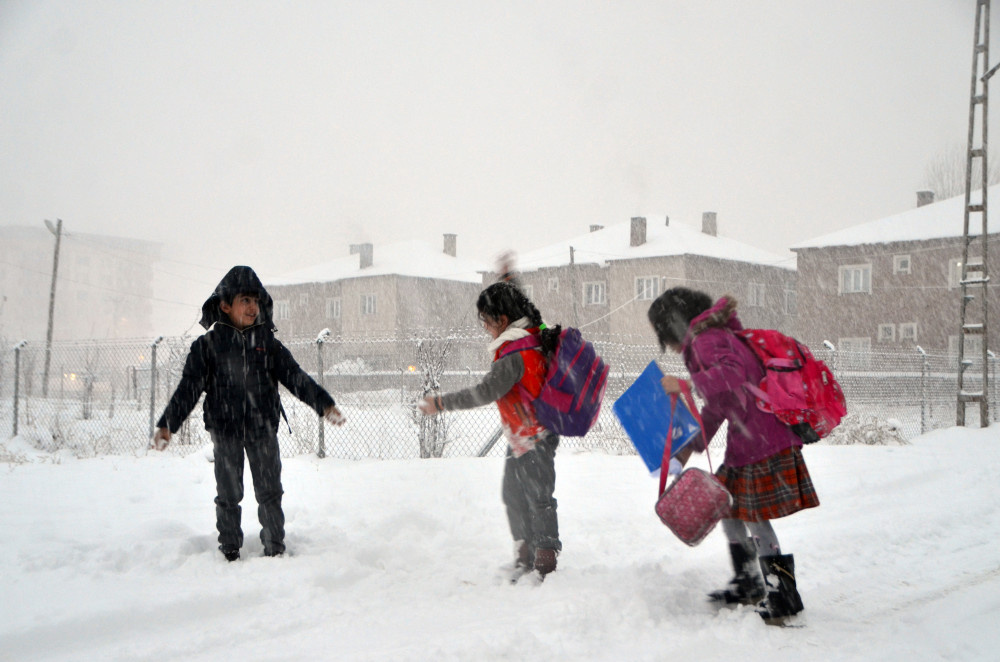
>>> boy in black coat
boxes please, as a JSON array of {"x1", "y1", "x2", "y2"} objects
[{"x1": 151, "y1": 266, "x2": 344, "y2": 561}]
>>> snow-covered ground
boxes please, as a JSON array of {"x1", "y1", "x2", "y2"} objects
[{"x1": 2, "y1": 424, "x2": 999, "y2": 662}]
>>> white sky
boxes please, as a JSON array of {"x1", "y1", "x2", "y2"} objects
[{"x1": 0, "y1": 1, "x2": 991, "y2": 315}]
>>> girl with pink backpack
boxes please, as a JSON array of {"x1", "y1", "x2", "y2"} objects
[{"x1": 648, "y1": 287, "x2": 820, "y2": 625}]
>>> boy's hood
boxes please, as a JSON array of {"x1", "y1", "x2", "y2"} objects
[{"x1": 200, "y1": 266, "x2": 275, "y2": 330}]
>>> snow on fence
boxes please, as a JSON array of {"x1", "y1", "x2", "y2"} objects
[{"x1": 1, "y1": 333, "x2": 997, "y2": 459}]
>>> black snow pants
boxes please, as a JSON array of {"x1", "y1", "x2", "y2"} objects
[
  {"x1": 211, "y1": 431, "x2": 285, "y2": 555},
  {"x1": 502, "y1": 433, "x2": 561, "y2": 553}
]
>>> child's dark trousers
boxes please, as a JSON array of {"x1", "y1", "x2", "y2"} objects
[
  {"x1": 211, "y1": 431, "x2": 285, "y2": 556},
  {"x1": 502, "y1": 433, "x2": 561, "y2": 552}
]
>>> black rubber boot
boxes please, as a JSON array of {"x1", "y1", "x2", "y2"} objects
[
  {"x1": 709, "y1": 542, "x2": 766, "y2": 605},
  {"x1": 757, "y1": 554, "x2": 804, "y2": 624}
]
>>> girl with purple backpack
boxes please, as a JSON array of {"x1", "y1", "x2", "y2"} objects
[
  {"x1": 647, "y1": 287, "x2": 819, "y2": 624},
  {"x1": 419, "y1": 281, "x2": 563, "y2": 579}
]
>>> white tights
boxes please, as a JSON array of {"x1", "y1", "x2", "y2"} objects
[{"x1": 721, "y1": 518, "x2": 781, "y2": 556}]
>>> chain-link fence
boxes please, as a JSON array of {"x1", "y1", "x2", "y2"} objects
[{"x1": 2, "y1": 332, "x2": 997, "y2": 459}]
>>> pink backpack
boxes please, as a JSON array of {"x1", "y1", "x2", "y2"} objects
[{"x1": 736, "y1": 329, "x2": 847, "y2": 441}]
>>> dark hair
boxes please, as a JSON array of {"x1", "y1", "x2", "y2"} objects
[
  {"x1": 223, "y1": 291, "x2": 261, "y2": 305},
  {"x1": 477, "y1": 281, "x2": 561, "y2": 356},
  {"x1": 647, "y1": 287, "x2": 713, "y2": 351}
]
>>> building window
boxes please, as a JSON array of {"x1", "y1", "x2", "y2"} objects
[
  {"x1": 950, "y1": 334, "x2": 983, "y2": 357},
  {"x1": 584, "y1": 282, "x2": 606, "y2": 306},
  {"x1": 636, "y1": 276, "x2": 659, "y2": 301},
  {"x1": 784, "y1": 289, "x2": 797, "y2": 316},
  {"x1": 325, "y1": 298, "x2": 341, "y2": 319},
  {"x1": 361, "y1": 294, "x2": 376, "y2": 315},
  {"x1": 950, "y1": 257, "x2": 985, "y2": 289},
  {"x1": 838, "y1": 264, "x2": 872, "y2": 294},
  {"x1": 746, "y1": 282, "x2": 766, "y2": 307},
  {"x1": 548, "y1": 277, "x2": 559, "y2": 292},
  {"x1": 877, "y1": 323, "x2": 895, "y2": 342},
  {"x1": 893, "y1": 255, "x2": 911, "y2": 274},
  {"x1": 948, "y1": 258, "x2": 963, "y2": 289},
  {"x1": 899, "y1": 323, "x2": 917, "y2": 342},
  {"x1": 299, "y1": 293, "x2": 309, "y2": 305},
  {"x1": 274, "y1": 300, "x2": 290, "y2": 320}
]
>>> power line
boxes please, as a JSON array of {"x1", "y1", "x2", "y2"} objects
[{"x1": 0, "y1": 257, "x2": 201, "y2": 308}]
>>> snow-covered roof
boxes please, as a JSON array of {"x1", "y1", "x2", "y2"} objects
[
  {"x1": 266, "y1": 239, "x2": 489, "y2": 286},
  {"x1": 792, "y1": 186, "x2": 1000, "y2": 250},
  {"x1": 515, "y1": 218, "x2": 795, "y2": 271}
]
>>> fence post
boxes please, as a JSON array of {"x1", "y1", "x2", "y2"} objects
[
  {"x1": 916, "y1": 345, "x2": 928, "y2": 434},
  {"x1": 316, "y1": 328, "x2": 331, "y2": 458},
  {"x1": 989, "y1": 350, "x2": 998, "y2": 423},
  {"x1": 148, "y1": 336, "x2": 163, "y2": 438},
  {"x1": 12, "y1": 341, "x2": 27, "y2": 437}
]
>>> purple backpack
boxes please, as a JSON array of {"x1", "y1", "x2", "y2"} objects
[{"x1": 499, "y1": 327, "x2": 610, "y2": 437}]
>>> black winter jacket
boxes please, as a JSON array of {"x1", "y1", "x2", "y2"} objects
[
  {"x1": 156, "y1": 266, "x2": 334, "y2": 438},
  {"x1": 156, "y1": 321, "x2": 335, "y2": 438}
]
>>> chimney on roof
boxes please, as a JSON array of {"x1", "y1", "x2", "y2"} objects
[
  {"x1": 630, "y1": 216, "x2": 647, "y2": 246},
  {"x1": 702, "y1": 211, "x2": 717, "y2": 237},
  {"x1": 443, "y1": 233, "x2": 457, "y2": 257},
  {"x1": 917, "y1": 190, "x2": 935, "y2": 207},
  {"x1": 589, "y1": 224, "x2": 604, "y2": 233},
  {"x1": 350, "y1": 242, "x2": 373, "y2": 268}
]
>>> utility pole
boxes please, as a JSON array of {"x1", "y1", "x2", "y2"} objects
[
  {"x1": 957, "y1": 1, "x2": 994, "y2": 426},
  {"x1": 43, "y1": 218, "x2": 62, "y2": 397},
  {"x1": 569, "y1": 246, "x2": 580, "y2": 327}
]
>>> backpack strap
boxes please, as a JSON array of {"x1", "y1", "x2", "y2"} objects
[{"x1": 496, "y1": 334, "x2": 541, "y2": 358}]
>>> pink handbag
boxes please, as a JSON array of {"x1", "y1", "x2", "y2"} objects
[{"x1": 654, "y1": 381, "x2": 733, "y2": 546}]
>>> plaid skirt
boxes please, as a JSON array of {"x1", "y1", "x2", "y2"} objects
[{"x1": 716, "y1": 447, "x2": 819, "y2": 522}]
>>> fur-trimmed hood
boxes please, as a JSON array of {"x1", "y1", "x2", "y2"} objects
[{"x1": 685, "y1": 296, "x2": 742, "y2": 345}]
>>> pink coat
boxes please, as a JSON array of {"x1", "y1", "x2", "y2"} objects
[{"x1": 681, "y1": 298, "x2": 801, "y2": 467}]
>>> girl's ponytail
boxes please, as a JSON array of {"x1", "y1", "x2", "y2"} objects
[{"x1": 538, "y1": 324, "x2": 562, "y2": 358}]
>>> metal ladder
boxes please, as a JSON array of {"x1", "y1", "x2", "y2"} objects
[{"x1": 958, "y1": 0, "x2": 993, "y2": 426}]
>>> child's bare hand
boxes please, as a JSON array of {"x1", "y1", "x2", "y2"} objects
[
  {"x1": 324, "y1": 406, "x2": 346, "y2": 426},
  {"x1": 660, "y1": 375, "x2": 682, "y2": 395},
  {"x1": 418, "y1": 396, "x2": 438, "y2": 416},
  {"x1": 151, "y1": 428, "x2": 171, "y2": 451}
]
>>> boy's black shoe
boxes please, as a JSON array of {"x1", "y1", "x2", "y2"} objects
[
  {"x1": 263, "y1": 547, "x2": 285, "y2": 558},
  {"x1": 220, "y1": 547, "x2": 240, "y2": 562}
]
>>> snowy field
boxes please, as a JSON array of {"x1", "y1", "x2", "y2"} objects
[{"x1": 2, "y1": 424, "x2": 999, "y2": 662}]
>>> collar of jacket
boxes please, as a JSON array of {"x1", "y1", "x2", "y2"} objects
[
  {"x1": 487, "y1": 316, "x2": 533, "y2": 356},
  {"x1": 215, "y1": 320, "x2": 266, "y2": 335}
]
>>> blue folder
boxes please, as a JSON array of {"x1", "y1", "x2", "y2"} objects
[{"x1": 612, "y1": 361, "x2": 702, "y2": 474}]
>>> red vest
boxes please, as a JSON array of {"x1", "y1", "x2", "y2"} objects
[{"x1": 494, "y1": 336, "x2": 547, "y2": 455}]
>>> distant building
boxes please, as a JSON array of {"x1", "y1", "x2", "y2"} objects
[
  {"x1": 791, "y1": 189, "x2": 1000, "y2": 354},
  {"x1": 490, "y1": 214, "x2": 797, "y2": 342},
  {"x1": 0, "y1": 225, "x2": 160, "y2": 342},
  {"x1": 265, "y1": 234, "x2": 488, "y2": 340}
]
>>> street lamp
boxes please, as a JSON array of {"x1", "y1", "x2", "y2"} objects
[{"x1": 43, "y1": 218, "x2": 62, "y2": 397}]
